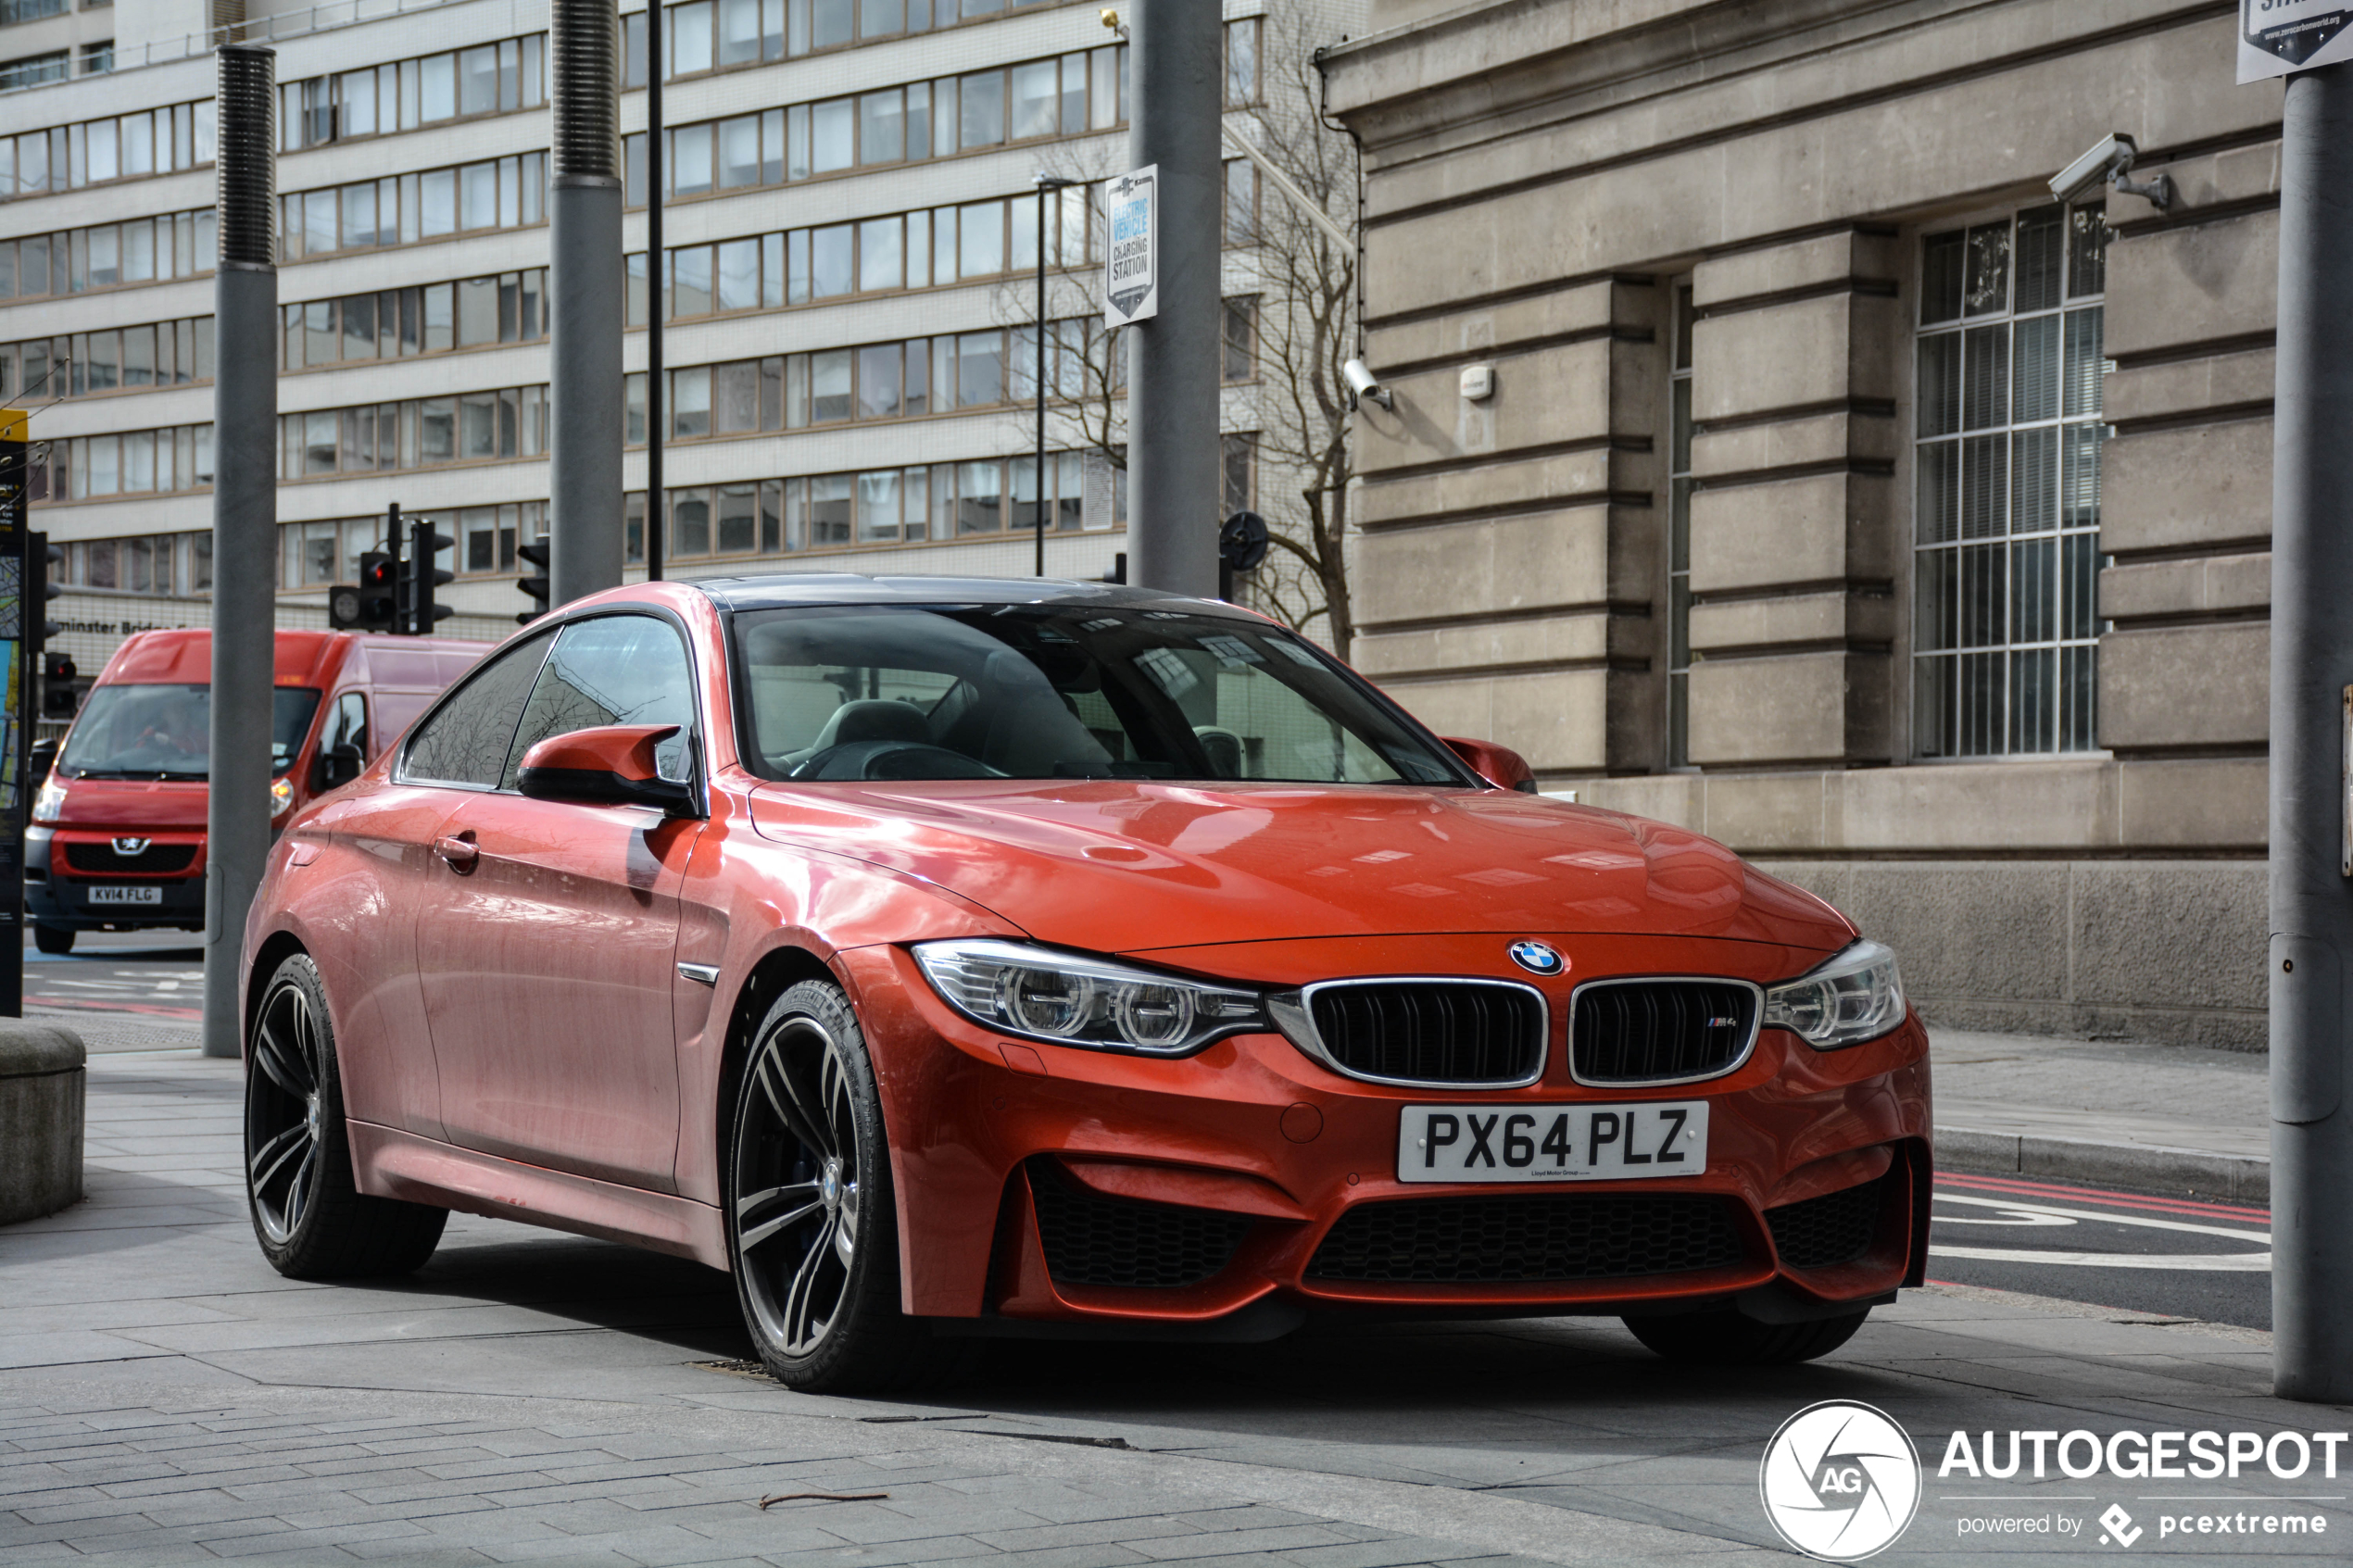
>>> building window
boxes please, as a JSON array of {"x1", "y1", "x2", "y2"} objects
[
  {"x1": 1224, "y1": 158, "x2": 1258, "y2": 245},
  {"x1": 1225, "y1": 17, "x2": 1260, "y2": 107},
  {"x1": 0, "y1": 51, "x2": 67, "y2": 91},
  {"x1": 1913, "y1": 204, "x2": 2111, "y2": 758},
  {"x1": 1222, "y1": 296, "x2": 1257, "y2": 383},
  {"x1": 2, "y1": 0, "x2": 71, "y2": 22},
  {"x1": 78, "y1": 39, "x2": 110, "y2": 74},
  {"x1": 1667, "y1": 282, "x2": 1694, "y2": 768},
  {"x1": 1222, "y1": 433, "x2": 1257, "y2": 518}
]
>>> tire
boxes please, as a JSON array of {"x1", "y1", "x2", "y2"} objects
[
  {"x1": 245, "y1": 953, "x2": 446, "y2": 1279},
  {"x1": 726, "y1": 979, "x2": 939, "y2": 1392},
  {"x1": 1623, "y1": 1308, "x2": 1870, "y2": 1366},
  {"x1": 32, "y1": 925, "x2": 73, "y2": 955}
]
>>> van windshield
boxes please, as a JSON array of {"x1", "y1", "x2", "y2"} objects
[{"x1": 57, "y1": 685, "x2": 324, "y2": 781}]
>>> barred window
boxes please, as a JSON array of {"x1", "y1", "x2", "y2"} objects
[{"x1": 1913, "y1": 204, "x2": 2111, "y2": 758}]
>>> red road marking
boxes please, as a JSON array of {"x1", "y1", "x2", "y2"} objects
[{"x1": 1936, "y1": 1170, "x2": 2268, "y2": 1223}]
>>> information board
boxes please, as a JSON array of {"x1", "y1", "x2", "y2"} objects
[
  {"x1": 2242, "y1": 1, "x2": 2353, "y2": 82},
  {"x1": 1105, "y1": 165, "x2": 1159, "y2": 328}
]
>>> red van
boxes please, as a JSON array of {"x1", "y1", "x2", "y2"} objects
[{"x1": 26, "y1": 629, "x2": 485, "y2": 953}]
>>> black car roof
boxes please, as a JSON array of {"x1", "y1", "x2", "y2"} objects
[{"x1": 692, "y1": 573, "x2": 1264, "y2": 620}]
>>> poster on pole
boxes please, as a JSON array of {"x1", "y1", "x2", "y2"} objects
[
  {"x1": 1105, "y1": 165, "x2": 1158, "y2": 328},
  {"x1": 2242, "y1": 1, "x2": 2353, "y2": 82},
  {"x1": 0, "y1": 409, "x2": 29, "y2": 1017}
]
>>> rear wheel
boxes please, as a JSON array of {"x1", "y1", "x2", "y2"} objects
[
  {"x1": 32, "y1": 925, "x2": 73, "y2": 955},
  {"x1": 245, "y1": 954, "x2": 446, "y2": 1278},
  {"x1": 726, "y1": 979, "x2": 937, "y2": 1392},
  {"x1": 1623, "y1": 1308, "x2": 1869, "y2": 1366}
]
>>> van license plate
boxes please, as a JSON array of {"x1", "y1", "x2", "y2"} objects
[
  {"x1": 1397, "y1": 1100, "x2": 1708, "y2": 1183},
  {"x1": 87, "y1": 885, "x2": 163, "y2": 906}
]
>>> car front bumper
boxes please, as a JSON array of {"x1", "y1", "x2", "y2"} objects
[{"x1": 837, "y1": 940, "x2": 1931, "y2": 1331}]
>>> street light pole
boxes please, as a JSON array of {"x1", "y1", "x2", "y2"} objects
[
  {"x1": 645, "y1": 7, "x2": 663, "y2": 582},
  {"x1": 1034, "y1": 174, "x2": 1077, "y2": 577},
  {"x1": 2270, "y1": 56, "x2": 2353, "y2": 1405}
]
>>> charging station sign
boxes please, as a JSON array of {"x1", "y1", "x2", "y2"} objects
[
  {"x1": 1104, "y1": 166, "x2": 1158, "y2": 328},
  {"x1": 2243, "y1": 1, "x2": 2353, "y2": 81}
]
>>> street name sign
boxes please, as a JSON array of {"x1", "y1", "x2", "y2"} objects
[
  {"x1": 1105, "y1": 165, "x2": 1159, "y2": 328},
  {"x1": 2242, "y1": 0, "x2": 2353, "y2": 82}
]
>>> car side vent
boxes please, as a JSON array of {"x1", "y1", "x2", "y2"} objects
[
  {"x1": 1298, "y1": 981, "x2": 1545, "y2": 1086},
  {"x1": 1571, "y1": 980, "x2": 1760, "y2": 1085},
  {"x1": 1306, "y1": 1193, "x2": 1746, "y2": 1283},
  {"x1": 1026, "y1": 1160, "x2": 1252, "y2": 1289},
  {"x1": 1766, "y1": 1174, "x2": 1887, "y2": 1270}
]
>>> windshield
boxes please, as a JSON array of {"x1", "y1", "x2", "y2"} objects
[
  {"x1": 57, "y1": 684, "x2": 324, "y2": 781},
  {"x1": 731, "y1": 605, "x2": 1472, "y2": 786}
]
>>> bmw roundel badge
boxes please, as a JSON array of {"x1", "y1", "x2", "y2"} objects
[{"x1": 1508, "y1": 940, "x2": 1566, "y2": 976}]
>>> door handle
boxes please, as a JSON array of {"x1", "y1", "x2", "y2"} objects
[{"x1": 433, "y1": 834, "x2": 479, "y2": 872}]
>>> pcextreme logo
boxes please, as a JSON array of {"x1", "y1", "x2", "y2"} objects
[{"x1": 1760, "y1": 1400, "x2": 1924, "y2": 1561}]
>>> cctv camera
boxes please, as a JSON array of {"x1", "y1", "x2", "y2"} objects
[
  {"x1": 2049, "y1": 134, "x2": 2135, "y2": 204},
  {"x1": 2049, "y1": 132, "x2": 2172, "y2": 209},
  {"x1": 1343, "y1": 358, "x2": 1392, "y2": 411}
]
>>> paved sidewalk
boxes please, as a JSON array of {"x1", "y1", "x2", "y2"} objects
[
  {"x1": 2, "y1": 1044, "x2": 2345, "y2": 1567},
  {"x1": 1930, "y1": 1030, "x2": 2271, "y2": 1200}
]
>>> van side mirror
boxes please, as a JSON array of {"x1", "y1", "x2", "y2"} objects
[
  {"x1": 1441, "y1": 735, "x2": 1540, "y2": 794},
  {"x1": 314, "y1": 744, "x2": 364, "y2": 793},
  {"x1": 517, "y1": 724, "x2": 698, "y2": 815}
]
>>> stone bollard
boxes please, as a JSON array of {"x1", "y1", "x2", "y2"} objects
[{"x1": 0, "y1": 1022, "x2": 87, "y2": 1224}]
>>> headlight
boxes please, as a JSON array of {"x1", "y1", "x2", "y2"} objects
[
  {"x1": 31, "y1": 778, "x2": 67, "y2": 824},
  {"x1": 913, "y1": 939, "x2": 1267, "y2": 1056},
  {"x1": 270, "y1": 776, "x2": 295, "y2": 817},
  {"x1": 1763, "y1": 939, "x2": 1906, "y2": 1049}
]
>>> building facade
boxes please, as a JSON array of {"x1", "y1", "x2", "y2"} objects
[
  {"x1": 1324, "y1": 0, "x2": 2275, "y2": 1047},
  {"x1": 3, "y1": 0, "x2": 1302, "y2": 669}
]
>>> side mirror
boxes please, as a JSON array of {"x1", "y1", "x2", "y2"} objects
[
  {"x1": 1441, "y1": 735, "x2": 1539, "y2": 794},
  {"x1": 517, "y1": 724, "x2": 698, "y2": 814},
  {"x1": 27, "y1": 736, "x2": 57, "y2": 788},
  {"x1": 314, "y1": 743, "x2": 364, "y2": 793}
]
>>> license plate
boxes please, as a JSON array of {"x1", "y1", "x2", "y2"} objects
[
  {"x1": 86, "y1": 884, "x2": 163, "y2": 906},
  {"x1": 1397, "y1": 1100, "x2": 1708, "y2": 1184}
]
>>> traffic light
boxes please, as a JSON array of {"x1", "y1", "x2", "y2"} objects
[
  {"x1": 41, "y1": 652, "x2": 77, "y2": 719},
  {"x1": 28, "y1": 533, "x2": 60, "y2": 646},
  {"x1": 332, "y1": 551, "x2": 397, "y2": 631},
  {"x1": 401, "y1": 518, "x2": 454, "y2": 633},
  {"x1": 516, "y1": 537, "x2": 549, "y2": 625}
]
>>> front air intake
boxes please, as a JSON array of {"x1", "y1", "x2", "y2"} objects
[
  {"x1": 1026, "y1": 1160, "x2": 1252, "y2": 1289},
  {"x1": 1306, "y1": 1193, "x2": 1746, "y2": 1284},
  {"x1": 1766, "y1": 1174, "x2": 1887, "y2": 1270}
]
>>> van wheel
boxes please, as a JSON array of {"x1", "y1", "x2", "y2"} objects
[
  {"x1": 32, "y1": 925, "x2": 73, "y2": 955},
  {"x1": 1623, "y1": 1308, "x2": 1870, "y2": 1366},
  {"x1": 245, "y1": 954, "x2": 446, "y2": 1278}
]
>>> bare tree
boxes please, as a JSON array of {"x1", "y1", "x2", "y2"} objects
[{"x1": 997, "y1": 6, "x2": 1365, "y2": 656}]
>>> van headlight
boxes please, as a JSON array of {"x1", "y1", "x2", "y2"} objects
[
  {"x1": 913, "y1": 939, "x2": 1266, "y2": 1056},
  {"x1": 1763, "y1": 940, "x2": 1906, "y2": 1049},
  {"x1": 270, "y1": 776, "x2": 295, "y2": 818},
  {"x1": 31, "y1": 778, "x2": 67, "y2": 824}
]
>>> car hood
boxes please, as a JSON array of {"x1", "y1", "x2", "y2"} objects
[
  {"x1": 46, "y1": 776, "x2": 210, "y2": 831},
  {"x1": 746, "y1": 779, "x2": 1854, "y2": 956}
]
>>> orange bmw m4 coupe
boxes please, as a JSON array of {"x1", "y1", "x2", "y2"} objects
[{"x1": 240, "y1": 575, "x2": 1929, "y2": 1391}]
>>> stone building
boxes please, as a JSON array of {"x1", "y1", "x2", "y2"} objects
[{"x1": 1323, "y1": 0, "x2": 2275, "y2": 1047}]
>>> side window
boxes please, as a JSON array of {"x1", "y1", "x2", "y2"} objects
[
  {"x1": 321, "y1": 692, "x2": 370, "y2": 758},
  {"x1": 398, "y1": 631, "x2": 554, "y2": 787},
  {"x1": 500, "y1": 615, "x2": 696, "y2": 790}
]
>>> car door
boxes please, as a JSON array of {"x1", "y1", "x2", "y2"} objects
[
  {"x1": 338, "y1": 631, "x2": 557, "y2": 1140},
  {"x1": 413, "y1": 612, "x2": 705, "y2": 1193}
]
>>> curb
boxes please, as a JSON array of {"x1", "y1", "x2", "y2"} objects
[{"x1": 1935, "y1": 1124, "x2": 2269, "y2": 1205}]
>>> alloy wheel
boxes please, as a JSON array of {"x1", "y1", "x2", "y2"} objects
[
  {"x1": 734, "y1": 1016, "x2": 862, "y2": 1358},
  {"x1": 245, "y1": 980, "x2": 326, "y2": 1245}
]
